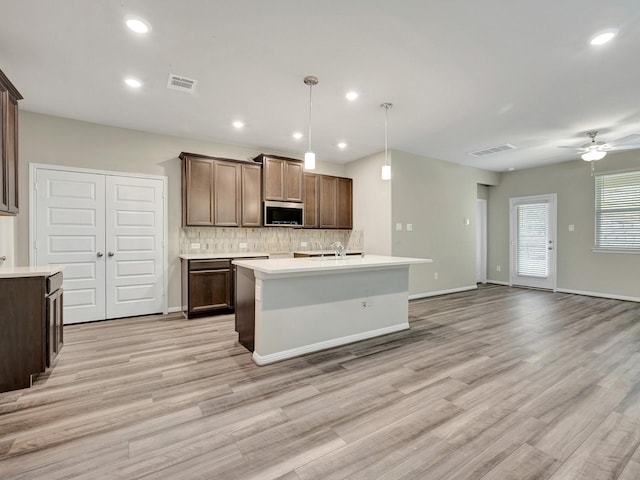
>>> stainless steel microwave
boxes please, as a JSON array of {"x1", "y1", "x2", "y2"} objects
[{"x1": 263, "y1": 201, "x2": 304, "y2": 227}]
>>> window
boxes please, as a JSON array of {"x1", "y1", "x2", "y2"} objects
[
  {"x1": 595, "y1": 170, "x2": 640, "y2": 251},
  {"x1": 516, "y1": 203, "x2": 549, "y2": 277}
]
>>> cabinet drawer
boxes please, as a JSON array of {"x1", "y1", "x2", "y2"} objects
[
  {"x1": 46, "y1": 272, "x2": 63, "y2": 294},
  {"x1": 189, "y1": 259, "x2": 231, "y2": 271}
]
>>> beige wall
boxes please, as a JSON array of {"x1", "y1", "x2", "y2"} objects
[
  {"x1": 388, "y1": 150, "x2": 499, "y2": 295},
  {"x1": 487, "y1": 152, "x2": 640, "y2": 299},
  {"x1": 477, "y1": 183, "x2": 489, "y2": 200},
  {"x1": 18, "y1": 111, "x2": 345, "y2": 310},
  {"x1": 345, "y1": 151, "x2": 392, "y2": 255}
]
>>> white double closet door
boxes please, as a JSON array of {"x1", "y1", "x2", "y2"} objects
[{"x1": 33, "y1": 167, "x2": 166, "y2": 324}]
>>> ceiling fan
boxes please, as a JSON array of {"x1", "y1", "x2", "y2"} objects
[{"x1": 559, "y1": 131, "x2": 640, "y2": 161}]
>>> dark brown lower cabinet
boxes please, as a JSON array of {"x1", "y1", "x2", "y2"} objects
[
  {"x1": 181, "y1": 256, "x2": 268, "y2": 319},
  {"x1": 0, "y1": 271, "x2": 64, "y2": 393}
]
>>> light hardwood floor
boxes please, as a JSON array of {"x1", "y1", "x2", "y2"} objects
[{"x1": 2, "y1": 285, "x2": 640, "y2": 479}]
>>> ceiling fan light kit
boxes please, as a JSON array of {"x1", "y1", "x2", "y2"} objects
[{"x1": 582, "y1": 150, "x2": 607, "y2": 161}]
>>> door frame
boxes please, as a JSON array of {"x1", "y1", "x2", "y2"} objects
[
  {"x1": 29, "y1": 163, "x2": 169, "y2": 315},
  {"x1": 509, "y1": 193, "x2": 557, "y2": 291},
  {"x1": 476, "y1": 199, "x2": 487, "y2": 283}
]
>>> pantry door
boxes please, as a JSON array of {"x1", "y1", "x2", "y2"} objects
[
  {"x1": 105, "y1": 176, "x2": 164, "y2": 319},
  {"x1": 509, "y1": 194, "x2": 557, "y2": 290},
  {"x1": 35, "y1": 169, "x2": 107, "y2": 323}
]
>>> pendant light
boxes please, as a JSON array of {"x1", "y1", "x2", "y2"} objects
[
  {"x1": 303, "y1": 76, "x2": 318, "y2": 170},
  {"x1": 381, "y1": 102, "x2": 393, "y2": 180}
]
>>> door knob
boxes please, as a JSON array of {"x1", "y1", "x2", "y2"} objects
[
  {"x1": 0, "y1": 256, "x2": 6, "y2": 261},
  {"x1": 97, "y1": 252, "x2": 104, "y2": 257},
  {"x1": 108, "y1": 252, "x2": 115, "y2": 257}
]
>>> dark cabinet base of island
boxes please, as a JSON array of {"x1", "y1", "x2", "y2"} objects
[
  {"x1": 234, "y1": 265, "x2": 256, "y2": 352},
  {"x1": 0, "y1": 272, "x2": 64, "y2": 393}
]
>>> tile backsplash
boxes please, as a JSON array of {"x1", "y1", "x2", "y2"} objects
[{"x1": 180, "y1": 227, "x2": 364, "y2": 255}]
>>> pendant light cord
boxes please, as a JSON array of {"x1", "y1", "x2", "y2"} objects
[{"x1": 308, "y1": 83, "x2": 313, "y2": 153}]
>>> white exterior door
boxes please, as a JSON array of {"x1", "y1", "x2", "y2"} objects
[
  {"x1": 35, "y1": 169, "x2": 106, "y2": 323},
  {"x1": 33, "y1": 166, "x2": 166, "y2": 324},
  {"x1": 510, "y1": 194, "x2": 557, "y2": 290},
  {"x1": 105, "y1": 176, "x2": 164, "y2": 319}
]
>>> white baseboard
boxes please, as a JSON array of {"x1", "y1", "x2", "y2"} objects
[
  {"x1": 167, "y1": 306, "x2": 183, "y2": 314},
  {"x1": 409, "y1": 285, "x2": 477, "y2": 300},
  {"x1": 486, "y1": 280, "x2": 511, "y2": 286},
  {"x1": 252, "y1": 322, "x2": 410, "y2": 366},
  {"x1": 555, "y1": 288, "x2": 640, "y2": 303}
]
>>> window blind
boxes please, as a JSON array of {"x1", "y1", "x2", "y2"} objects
[
  {"x1": 516, "y1": 203, "x2": 548, "y2": 277},
  {"x1": 595, "y1": 170, "x2": 640, "y2": 250}
]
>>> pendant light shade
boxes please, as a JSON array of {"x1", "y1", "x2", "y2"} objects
[
  {"x1": 381, "y1": 103, "x2": 393, "y2": 180},
  {"x1": 304, "y1": 76, "x2": 318, "y2": 170}
]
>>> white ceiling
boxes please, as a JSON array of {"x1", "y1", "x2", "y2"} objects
[{"x1": 1, "y1": 0, "x2": 639, "y2": 171}]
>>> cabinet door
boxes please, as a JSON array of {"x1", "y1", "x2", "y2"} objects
[
  {"x1": 284, "y1": 161, "x2": 303, "y2": 202},
  {"x1": 189, "y1": 269, "x2": 232, "y2": 314},
  {"x1": 241, "y1": 163, "x2": 262, "y2": 227},
  {"x1": 183, "y1": 156, "x2": 214, "y2": 226},
  {"x1": 6, "y1": 94, "x2": 18, "y2": 214},
  {"x1": 319, "y1": 176, "x2": 338, "y2": 229},
  {"x1": 46, "y1": 289, "x2": 64, "y2": 368},
  {"x1": 337, "y1": 177, "x2": 353, "y2": 229},
  {"x1": 0, "y1": 87, "x2": 7, "y2": 213},
  {"x1": 303, "y1": 173, "x2": 319, "y2": 228},
  {"x1": 263, "y1": 157, "x2": 285, "y2": 201},
  {"x1": 213, "y1": 160, "x2": 241, "y2": 226}
]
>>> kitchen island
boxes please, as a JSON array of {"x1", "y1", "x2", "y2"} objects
[{"x1": 233, "y1": 255, "x2": 431, "y2": 365}]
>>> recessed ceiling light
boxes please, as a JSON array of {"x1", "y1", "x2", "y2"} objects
[
  {"x1": 292, "y1": 132, "x2": 303, "y2": 140},
  {"x1": 124, "y1": 78, "x2": 143, "y2": 88},
  {"x1": 345, "y1": 91, "x2": 359, "y2": 101},
  {"x1": 232, "y1": 120, "x2": 245, "y2": 129},
  {"x1": 590, "y1": 29, "x2": 618, "y2": 46},
  {"x1": 337, "y1": 142, "x2": 347, "y2": 149},
  {"x1": 125, "y1": 18, "x2": 151, "y2": 34}
]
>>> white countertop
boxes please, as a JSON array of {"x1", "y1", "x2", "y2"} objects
[
  {"x1": 179, "y1": 252, "x2": 270, "y2": 260},
  {"x1": 0, "y1": 265, "x2": 64, "y2": 279},
  {"x1": 233, "y1": 254, "x2": 432, "y2": 275}
]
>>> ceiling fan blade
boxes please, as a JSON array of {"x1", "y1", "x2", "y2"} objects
[
  {"x1": 557, "y1": 145, "x2": 581, "y2": 149},
  {"x1": 607, "y1": 144, "x2": 640, "y2": 151},
  {"x1": 609, "y1": 134, "x2": 640, "y2": 145}
]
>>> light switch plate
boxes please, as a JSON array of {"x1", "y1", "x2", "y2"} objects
[
  {"x1": 239, "y1": 242, "x2": 248, "y2": 249},
  {"x1": 191, "y1": 243, "x2": 200, "y2": 250},
  {"x1": 406, "y1": 223, "x2": 413, "y2": 231},
  {"x1": 301, "y1": 241, "x2": 308, "y2": 247},
  {"x1": 396, "y1": 223, "x2": 403, "y2": 231},
  {"x1": 569, "y1": 225, "x2": 575, "y2": 232}
]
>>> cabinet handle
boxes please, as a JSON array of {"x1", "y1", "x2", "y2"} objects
[
  {"x1": 0, "y1": 256, "x2": 6, "y2": 261},
  {"x1": 108, "y1": 252, "x2": 115, "y2": 257},
  {"x1": 97, "y1": 252, "x2": 104, "y2": 257}
]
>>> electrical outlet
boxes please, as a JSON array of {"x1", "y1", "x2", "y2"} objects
[
  {"x1": 396, "y1": 223, "x2": 403, "y2": 231},
  {"x1": 434, "y1": 272, "x2": 438, "y2": 280},
  {"x1": 191, "y1": 243, "x2": 200, "y2": 250},
  {"x1": 239, "y1": 242, "x2": 248, "y2": 249},
  {"x1": 496, "y1": 265, "x2": 502, "y2": 272},
  {"x1": 406, "y1": 223, "x2": 413, "y2": 231},
  {"x1": 301, "y1": 241, "x2": 308, "y2": 247}
]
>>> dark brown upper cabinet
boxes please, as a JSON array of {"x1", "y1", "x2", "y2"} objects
[
  {"x1": 254, "y1": 154, "x2": 303, "y2": 202},
  {"x1": 303, "y1": 173, "x2": 319, "y2": 228},
  {"x1": 241, "y1": 163, "x2": 262, "y2": 227},
  {"x1": 305, "y1": 173, "x2": 353, "y2": 230},
  {"x1": 0, "y1": 69, "x2": 22, "y2": 215},
  {"x1": 181, "y1": 153, "x2": 262, "y2": 227}
]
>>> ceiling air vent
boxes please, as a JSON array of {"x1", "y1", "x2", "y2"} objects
[
  {"x1": 469, "y1": 143, "x2": 516, "y2": 158},
  {"x1": 167, "y1": 74, "x2": 196, "y2": 93}
]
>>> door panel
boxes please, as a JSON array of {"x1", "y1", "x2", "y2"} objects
[
  {"x1": 36, "y1": 170, "x2": 106, "y2": 323},
  {"x1": 510, "y1": 194, "x2": 557, "y2": 290},
  {"x1": 105, "y1": 176, "x2": 163, "y2": 319}
]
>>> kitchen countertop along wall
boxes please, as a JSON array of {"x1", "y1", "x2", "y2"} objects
[{"x1": 180, "y1": 227, "x2": 363, "y2": 256}]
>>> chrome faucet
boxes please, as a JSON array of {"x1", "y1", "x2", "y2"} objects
[
  {"x1": 313, "y1": 240, "x2": 324, "y2": 259},
  {"x1": 331, "y1": 241, "x2": 346, "y2": 259}
]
